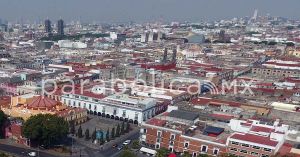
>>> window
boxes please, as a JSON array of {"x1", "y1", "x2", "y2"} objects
[
  {"x1": 94, "y1": 105, "x2": 97, "y2": 111},
  {"x1": 201, "y1": 145, "x2": 208, "y2": 152},
  {"x1": 261, "y1": 154, "x2": 269, "y2": 157},
  {"x1": 251, "y1": 152, "x2": 259, "y2": 156},
  {"x1": 78, "y1": 102, "x2": 81, "y2": 108},
  {"x1": 263, "y1": 148, "x2": 272, "y2": 152},
  {"x1": 89, "y1": 104, "x2": 91, "y2": 109},
  {"x1": 169, "y1": 141, "x2": 174, "y2": 146},
  {"x1": 241, "y1": 143, "x2": 249, "y2": 147},
  {"x1": 213, "y1": 148, "x2": 219, "y2": 155},
  {"x1": 240, "y1": 150, "x2": 247, "y2": 154},
  {"x1": 192, "y1": 152, "x2": 197, "y2": 157},
  {"x1": 231, "y1": 141, "x2": 239, "y2": 145},
  {"x1": 170, "y1": 134, "x2": 175, "y2": 140},
  {"x1": 122, "y1": 110, "x2": 126, "y2": 117},
  {"x1": 134, "y1": 112, "x2": 139, "y2": 120},
  {"x1": 156, "y1": 138, "x2": 161, "y2": 143},
  {"x1": 230, "y1": 148, "x2": 237, "y2": 152},
  {"x1": 156, "y1": 144, "x2": 160, "y2": 149},
  {"x1": 157, "y1": 131, "x2": 161, "y2": 138},
  {"x1": 252, "y1": 146, "x2": 260, "y2": 150},
  {"x1": 184, "y1": 142, "x2": 189, "y2": 148}
]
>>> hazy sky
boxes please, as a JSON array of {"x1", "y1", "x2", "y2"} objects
[{"x1": 1, "y1": 0, "x2": 300, "y2": 23}]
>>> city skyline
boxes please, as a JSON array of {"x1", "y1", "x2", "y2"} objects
[{"x1": 1, "y1": 0, "x2": 300, "y2": 23}]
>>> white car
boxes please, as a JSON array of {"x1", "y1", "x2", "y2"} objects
[
  {"x1": 28, "y1": 152, "x2": 37, "y2": 157},
  {"x1": 122, "y1": 140, "x2": 131, "y2": 145}
]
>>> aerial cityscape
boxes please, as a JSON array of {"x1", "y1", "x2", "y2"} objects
[{"x1": 1, "y1": 1, "x2": 300, "y2": 157}]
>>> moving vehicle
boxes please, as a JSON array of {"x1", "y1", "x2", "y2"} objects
[
  {"x1": 122, "y1": 140, "x2": 131, "y2": 146},
  {"x1": 112, "y1": 144, "x2": 118, "y2": 148},
  {"x1": 117, "y1": 145, "x2": 124, "y2": 150},
  {"x1": 28, "y1": 152, "x2": 37, "y2": 157}
]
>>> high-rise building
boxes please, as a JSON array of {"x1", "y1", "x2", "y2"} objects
[
  {"x1": 57, "y1": 19, "x2": 64, "y2": 36},
  {"x1": 45, "y1": 19, "x2": 52, "y2": 34}
]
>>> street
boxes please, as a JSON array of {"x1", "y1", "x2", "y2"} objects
[{"x1": 0, "y1": 143, "x2": 58, "y2": 157}]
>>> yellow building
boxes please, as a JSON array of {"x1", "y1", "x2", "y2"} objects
[{"x1": 1, "y1": 94, "x2": 87, "y2": 124}]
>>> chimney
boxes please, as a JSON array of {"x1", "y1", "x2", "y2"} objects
[{"x1": 162, "y1": 48, "x2": 168, "y2": 63}]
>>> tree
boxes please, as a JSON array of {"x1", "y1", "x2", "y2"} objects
[
  {"x1": 91, "y1": 128, "x2": 96, "y2": 142},
  {"x1": 100, "y1": 132, "x2": 104, "y2": 145},
  {"x1": 69, "y1": 121, "x2": 75, "y2": 135},
  {"x1": 132, "y1": 140, "x2": 140, "y2": 149},
  {"x1": 85, "y1": 128, "x2": 90, "y2": 140},
  {"x1": 120, "y1": 149, "x2": 137, "y2": 157},
  {"x1": 121, "y1": 121, "x2": 125, "y2": 135},
  {"x1": 0, "y1": 110, "x2": 7, "y2": 138},
  {"x1": 182, "y1": 152, "x2": 191, "y2": 157},
  {"x1": 22, "y1": 114, "x2": 69, "y2": 147},
  {"x1": 106, "y1": 128, "x2": 110, "y2": 142},
  {"x1": 198, "y1": 154, "x2": 210, "y2": 157},
  {"x1": 116, "y1": 124, "x2": 120, "y2": 137},
  {"x1": 219, "y1": 153, "x2": 236, "y2": 157},
  {"x1": 111, "y1": 127, "x2": 115, "y2": 139},
  {"x1": 125, "y1": 122, "x2": 130, "y2": 133},
  {"x1": 155, "y1": 148, "x2": 169, "y2": 157},
  {"x1": 77, "y1": 126, "x2": 83, "y2": 138}
]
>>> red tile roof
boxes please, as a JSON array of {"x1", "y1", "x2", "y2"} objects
[
  {"x1": 147, "y1": 118, "x2": 167, "y2": 127},
  {"x1": 27, "y1": 96, "x2": 59, "y2": 110},
  {"x1": 250, "y1": 126, "x2": 275, "y2": 133},
  {"x1": 230, "y1": 133, "x2": 278, "y2": 147}
]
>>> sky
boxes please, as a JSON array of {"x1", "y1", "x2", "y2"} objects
[{"x1": 1, "y1": 0, "x2": 300, "y2": 23}]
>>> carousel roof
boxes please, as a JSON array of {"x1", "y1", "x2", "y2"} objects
[{"x1": 27, "y1": 96, "x2": 59, "y2": 110}]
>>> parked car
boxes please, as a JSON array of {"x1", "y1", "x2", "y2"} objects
[
  {"x1": 117, "y1": 145, "x2": 124, "y2": 150},
  {"x1": 112, "y1": 144, "x2": 118, "y2": 148},
  {"x1": 122, "y1": 140, "x2": 131, "y2": 146},
  {"x1": 28, "y1": 152, "x2": 37, "y2": 157}
]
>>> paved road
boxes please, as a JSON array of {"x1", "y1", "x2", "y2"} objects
[
  {"x1": 0, "y1": 144, "x2": 58, "y2": 157},
  {"x1": 99, "y1": 131, "x2": 140, "y2": 157}
]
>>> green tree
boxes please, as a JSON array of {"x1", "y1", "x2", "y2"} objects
[
  {"x1": 182, "y1": 152, "x2": 191, "y2": 157},
  {"x1": 219, "y1": 153, "x2": 236, "y2": 157},
  {"x1": 22, "y1": 114, "x2": 69, "y2": 147},
  {"x1": 0, "y1": 152, "x2": 11, "y2": 157},
  {"x1": 120, "y1": 149, "x2": 137, "y2": 157},
  {"x1": 132, "y1": 140, "x2": 140, "y2": 149},
  {"x1": 155, "y1": 148, "x2": 169, "y2": 157},
  {"x1": 125, "y1": 122, "x2": 130, "y2": 133},
  {"x1": 85, "y1": 128, "x2": 90, "y2": 140},
  {"x1": 106, "y1": 128, "x2": 110, "y2": 142},
  {"x1": 121, "y1": 121, "x2": 125, "y2": 135},
  {"x1": 91, "y1": 128, "x2": 96, "y2": 142},
  {"x1": 198, "y1": 154, "x2": 210, "y2": 157},
  {"x1": 100, "y1": 132, "x2": 104, "y2": 145},
  {"x1": 0, "y1": 110, "x2": 7, "y2": 138},
  {"x1": 77, "y1": 126, "x2": 83, "y2": 138},
  {"x1": 116, "y1": 124, "x2": 120, "y2": 137},
  {"x1": 111, "y1": 127, "x2": 115, "y2": 139},
  {"x1": 69, "y1": 121, "x2": 75, "y2": 135}
]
